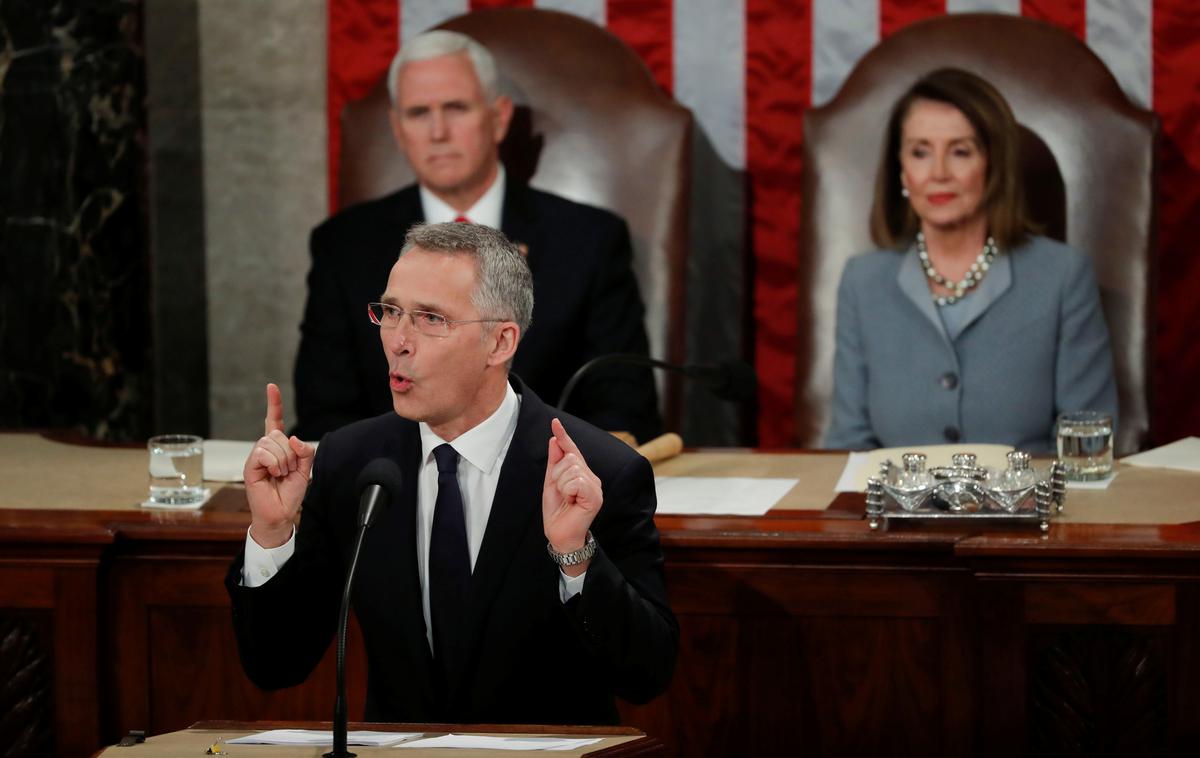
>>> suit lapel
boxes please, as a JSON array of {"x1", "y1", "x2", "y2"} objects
[
  {"x1": 359, "y1": 417, "x2": 436, "y2": 706},
  {"x1": 500, "y1": 179, "x2": 541, "y2": 268},
  {"x1": 448, "y1": 379, "x2": 549, "y2": 699},
  {"x1": 945, "y1": 251, "x2": 1012, "y2": 340},
  {"x1": 391, "y1": 184, "x2": 425, "y2": 237},
  {"x1": 897, "y1": 247, "x2": 953, "y2": 348}
]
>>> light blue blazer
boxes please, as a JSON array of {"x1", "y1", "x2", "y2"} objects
[{"x1": 824, "y1": 236, "x2": 1117, "y2": 453}]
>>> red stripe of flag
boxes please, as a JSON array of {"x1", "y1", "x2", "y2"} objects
[
  {"x1": 1152, "y1": 0, "x2": 1200, "y2": 443},
  {"x1": 327, "y1": 0, "x2": 399, "y2": 211},
  {"x1": 1021, "y1": 0, "x2": 1086, "y2": 40},
  {"x1": 880, "y1": 0, "x2": 945, "y2": 39},
  {"x1": 607, "y1": 0, "x2": 675, "y2": 94},
  {"x1": 746, "y1": 0, "x2": 811, "y2": 447},
  {"x1": 471, "y1": 0, "x2": 534, "y2": 9}
]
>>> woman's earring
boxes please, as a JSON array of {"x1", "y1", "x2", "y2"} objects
[{"x1": 901, "y1": 186, "x2": 910, "y2": 198}]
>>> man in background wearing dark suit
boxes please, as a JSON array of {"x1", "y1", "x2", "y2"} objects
[
  {"x1": 229, "y1": 222, "x2": 677, "y2": 723},
  {"x1": 294, "y1": 29, "x2": 660, "y2": 443}
]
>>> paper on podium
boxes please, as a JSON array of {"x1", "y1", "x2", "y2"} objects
[
  {"x1": 226, "y1": 729, "x2": 418, "y2": 746},
  {"x1": 654, "y1": 476, "x2": 798, "y2": 516},
  {"x1": 1121, "y1": 436, "x2": 1200, "y2": 473},
  {"x1": 399, "y1": 734, "x2": 601, "y2": 750},
  {"x1": 834, "y1": 443, "x2": 1014, "y2": 492},
  {"x1": 201, "y1": 440, "x2": 254, "y2": 482},
  {"x1": 202, "y1": 439, "x2": 319, "y2": 482}
]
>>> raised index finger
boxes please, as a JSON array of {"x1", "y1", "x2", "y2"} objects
[
  {"x1": 265, "y1": 382, "x2": 285, "y2": 436},
  {"x1": 550, "y1": 417, "x2": 582, "y2": 458}
]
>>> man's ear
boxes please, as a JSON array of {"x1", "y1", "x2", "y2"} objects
[
  {"x1": 388, "y1": 106, "x2": 407, "y2": 153},
  {"x1": 491, "y1": 95, "x2": 514, "y2": 145},
  {"x1": 486, "y1": 321, "x2": 520, "y2": 367}
]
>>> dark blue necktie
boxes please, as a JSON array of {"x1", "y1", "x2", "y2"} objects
[{"x1": 429, "y1": 443, "x2": 470, "y2": 682}]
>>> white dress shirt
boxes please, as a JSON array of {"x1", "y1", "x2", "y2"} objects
[
  {"x1": 419, "y1": 164, "x2": 505, "y2": 228},
  {"x1": 242, "y1": 380, "x2": 586, "y2": 649}
]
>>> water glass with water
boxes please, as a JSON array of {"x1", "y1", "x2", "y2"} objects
[
  {"x1": 1055, "y1": 411, "x2": 1114, "y2": 481},
  {"x1": 148, "y1": 434, "x2": 205, "y2": 505}
]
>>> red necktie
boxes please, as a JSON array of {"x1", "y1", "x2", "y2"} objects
[{"x1": 453, "y1": 215, "x2": 470, "y2": 223}]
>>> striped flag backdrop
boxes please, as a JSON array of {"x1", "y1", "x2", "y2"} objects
[{"x1": 328, "y1": 0, "x2": 1200, "y2": 448}]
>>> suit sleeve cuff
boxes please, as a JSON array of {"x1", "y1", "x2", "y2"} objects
[{"x1": 241, "y1": 525, "x2": 296, "y2": 587}]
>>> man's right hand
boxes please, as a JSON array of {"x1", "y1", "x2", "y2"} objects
[{"x1": 244, "y1": 382, "x2": 315, "y2": 548}]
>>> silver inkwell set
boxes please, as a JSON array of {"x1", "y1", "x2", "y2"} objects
[{"x1": 865, "y1": 451, "x2": 1067, "y2": 532}]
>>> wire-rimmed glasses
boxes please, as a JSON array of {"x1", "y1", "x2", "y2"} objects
[{"x1": 366, "y1": 302, "x2": 499, "y2": 338}]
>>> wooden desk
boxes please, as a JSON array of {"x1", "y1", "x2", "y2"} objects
[
  {"x1": 3, "y1": 434, "x2": 1200, "y2": 757},
  {"x1": 93, "y1": 721, "x2": 659, "y2": 756}
]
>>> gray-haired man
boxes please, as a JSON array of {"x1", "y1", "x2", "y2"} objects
[
  {"x1": 293, "y1": 30, "x2": 661, "y2": 444},
  {"x1": 231, "y1": 222, "x2": 677, "y2": 724}
]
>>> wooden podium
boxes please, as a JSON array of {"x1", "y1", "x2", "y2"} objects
[
  {"x1": 93, "y1": 722, "x2": 662, "y2": 756},
  {"x1": 6, "y1": 433, "x2": 1200, "y2": 756}
]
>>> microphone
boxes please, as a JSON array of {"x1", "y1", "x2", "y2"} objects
[
  {"x1": 327, "y1": 458, "x2": 403, "y2": 758},
  {"x1": 557, "y1": 354, "x2": 757, "y2": 411},
  {"x1": 355, "y1": 460, "x2": 397, "y2": 529}
]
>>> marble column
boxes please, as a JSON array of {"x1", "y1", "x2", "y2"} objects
[
  {"x1": 0, "y1": 0, "x2": 150, "y2": 441},
  {"x1": 197, "y1": 0, "x2": 326, "y2": 439}
]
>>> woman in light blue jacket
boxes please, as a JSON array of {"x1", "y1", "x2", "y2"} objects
[{"x1": 824, "y1": 68, "x2": 1116, "y2": 452}]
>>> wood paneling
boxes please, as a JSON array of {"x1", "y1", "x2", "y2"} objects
[{"x1": 4, "y1": 489, "x2": 1200, "y2": 755}]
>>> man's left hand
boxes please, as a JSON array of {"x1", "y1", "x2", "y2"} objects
[{"x1": 542, "y1": 418, "x2": 602, "y2": 575}]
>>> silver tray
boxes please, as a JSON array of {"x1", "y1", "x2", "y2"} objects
[{"x1": 865, "y1": 456, "x2": 1066, "y2": 532}]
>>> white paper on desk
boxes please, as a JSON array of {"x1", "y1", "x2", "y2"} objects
[
  {"x1": 226, "y1": 729, "x2": 418, "y2": 746},
  {"x1": 653, "y1": 477, "x2": 796, "y2": 516},
  {"x1": 202, "y1": 439, "x2": 320, "y2": 481},
  {"x1": 1121, "y1": 436, "x2": 1200, "y2": 473},
  {"x1": 398, "y1": 734, "x2": 601, "y2": 751},
  {"x1": 202, "y1": 439, "x2": 254, "y2": 481},
  {"x1": 834, "y1": 444, "x2": 1015, "y2": 492}
]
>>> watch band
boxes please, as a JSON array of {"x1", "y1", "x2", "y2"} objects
[{"x1": 546, "y1": 530, "x2": 597, "y2": 566}]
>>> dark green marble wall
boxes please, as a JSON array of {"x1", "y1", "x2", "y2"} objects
[{"x1": 0, "y1": 0, "x2": 150, "y2": 440}]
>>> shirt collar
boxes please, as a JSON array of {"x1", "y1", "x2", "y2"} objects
[
  {"x1": 418, "y1": 164, "x2": 506, "y2": 228},
  {"x1": 417, "y1": 380, "x2": 520, "y2": 476}
]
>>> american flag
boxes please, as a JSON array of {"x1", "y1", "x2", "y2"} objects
[{"x1": 328, "y1": 0, "x2": 1200, "y2": 447}]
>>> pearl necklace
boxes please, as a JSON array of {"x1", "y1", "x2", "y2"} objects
[{"x1": 916, "y1": 232, "x2": 998, "y2": 306}]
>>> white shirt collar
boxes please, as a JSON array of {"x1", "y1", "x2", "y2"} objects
[
  {"x1": 418, "y1": 164, "x2": 506, "y2": 229},
  {"x1": 417, "y1": 380, "x2": 520, "y2": 476}
]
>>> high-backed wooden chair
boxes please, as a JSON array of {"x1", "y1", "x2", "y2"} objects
[
  {"x1": 338, "y1": 8, "x2": 692, "y2": 428},
  {"x1": 796, "y1": 13, "x2": 1156, "y2": 455}
]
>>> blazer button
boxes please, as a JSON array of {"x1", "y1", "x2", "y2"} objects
[
  {"x1": 944, "y1": 426, "x2": 961, "y2": 442},
  {"x1": 940, "y1": 372, "x2": 958, "y2": 390}
]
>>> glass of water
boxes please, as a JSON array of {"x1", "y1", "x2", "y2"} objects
[
  {"x1": 148, "y1": 434, "x2": 206, "y2": 505},
  {"x1": 1055, "y1": 411, "x2": 1114, "y2": 481}
]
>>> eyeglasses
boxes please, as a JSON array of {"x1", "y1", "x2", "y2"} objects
[{"x1": 367, "y1": 302, "x2": 499, "y2": 338}]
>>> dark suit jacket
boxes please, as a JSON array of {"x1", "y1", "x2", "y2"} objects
[
  {"x1": 226, "y1": 377, "x2": 677, "y2": 724},
  {"x1": 293, "y1": 179, "x2": 661, "y2": 443}
]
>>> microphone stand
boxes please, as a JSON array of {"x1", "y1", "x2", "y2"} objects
[
  {"x1": 326, "y1": 526, "x2": 369, "y2": 758},
  {"x1": 326, "y1": 465, "x2": 396, "y2": 758},
  {"x1": 556, "y1": 354, "x2": 755, "y2": 411},
  {"x1": 557, "y1": 354, "x2": 688, "y2": 411}
]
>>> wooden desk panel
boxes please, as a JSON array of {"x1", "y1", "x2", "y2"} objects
[
  {"x1": 5, "y1": 442, "x2": 1200, "y2": 757},
  {"x1": 0, "y1": 538, "x2": 106, "y2": 758},
  {"x1": 94, "y1": 721, "x2": 659, "y2": 756}
]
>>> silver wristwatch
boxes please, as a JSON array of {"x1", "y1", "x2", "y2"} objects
[{"x1": 546, "y1": 531, "x2": 597, "y2": 566}]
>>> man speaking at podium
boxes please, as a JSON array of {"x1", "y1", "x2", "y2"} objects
[{"x1": 226, "y1": 222, "x2": 677, "y2": 724}]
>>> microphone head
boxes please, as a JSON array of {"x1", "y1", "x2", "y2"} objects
[{"x1": 355, "y1": 457, "x2": 404, "y2": 504}]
